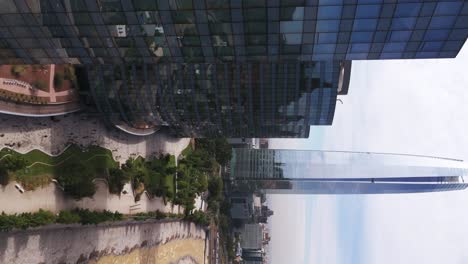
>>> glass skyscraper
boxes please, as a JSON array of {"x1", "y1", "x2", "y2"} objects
[
  {"x1": 86, "y1": 61, "x2": 344, "y2": 137},
  {"x1": 230, "y1": 149, "x2": 468, "y2": 194},
  {"x1": 0, "y1": 1, "x2": 467, "y2": 137},
  {"x1": 1, "y1": 1, "x2": 467, "y2": 63}
]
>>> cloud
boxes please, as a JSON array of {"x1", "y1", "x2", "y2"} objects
[
  {"x1": 307, "y1": 196, "x2": 340, "y2": 264},
  {"x1": 322, "y1": 41, "x2": 468, "y2": 161},
  {"x1": 268, "y1": 195, "x2": 307, "y2": 264},
  {"x1": 362, "y1": 190, "x2": 468, "y2": 264}
]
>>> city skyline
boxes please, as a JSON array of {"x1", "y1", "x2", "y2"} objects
[{"x1": 268, "y1": 41, "x2": 468, "y2": 264}]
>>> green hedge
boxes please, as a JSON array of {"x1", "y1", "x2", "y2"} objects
[
  {"x1": 0, "y1": 209, "x2": 123, "y2": 231},
  {"x1": 184, "y1": 210, "x2": 209, "y2": 226},
  {"x1": 133, "y1": 210, "x2": 183, "y2": 221}
]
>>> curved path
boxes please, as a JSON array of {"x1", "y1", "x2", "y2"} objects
[
  {"x1": 0, "y1": 112, "x2": 191, "y2": 164},
  {"x1": 25, "y1": 153, "x2": 112, "y2": 168},
  {"x1": 0, "y1": 98, "x2": 81, "y2": 117}
]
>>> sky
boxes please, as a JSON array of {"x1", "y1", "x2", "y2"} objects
[{"x1": 267, "y1": 40, "x2": 468, "y2": 264}]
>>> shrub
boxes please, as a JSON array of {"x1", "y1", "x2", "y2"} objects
[
  {"x1": 0, "y1": 209, "x2": 56, "y2": 231},
  {"x1": 11, "y1": 65, "x2": 26, "y2": 77},
  {"x1": 108, "y1": 167, "x2": 129, "y2": 194},
  {"x1": 0, "y1": 209, "x2": 126, "y2": 231},
  {"x1": 0, "y1": 155, "x2": 27, "y2": 171},
  {"x1": 56, "y1": 210, "x2": 81, "y2": 224},
  {"x1": 208, "y1": 176, "x2": 223, "y2": 202},
  {"x1": 28, "y1": 209, "x2": 56, "y2": 227},
  {"x1": 213, "y1": 138, "x2": 232, "y2": 166},
  {"x1": 73, "y1": 209, "x2": 123, "y2": 225},
  {"x1": 64, "y1": 66, "x2": 77, "y2": 81},
  {"x1": 0, "y1": 167, "x2": 9, "y2": 186},
  {"x1": 33, "y1": 80, "x2": 47, "y2": 90},
  {"x1": 57, "y1": 162, "x2": 96, "y2": 199},
  {"x1": 185, "y1": 211, "x2": 209, "y2": 226}
]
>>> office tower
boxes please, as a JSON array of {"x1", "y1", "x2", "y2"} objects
[
  {"x1": 86, "y1": 61, "x2": 345, "y2": 137},
  {"x1": 0, "y1": 1, "x2": 467, "y2": 137},
  {"x1": 1, "y1": 1, "x2": 467, "y2": 64},
  {"x1": 230, "y1": 149, "x2": 468, "y2": 194}
]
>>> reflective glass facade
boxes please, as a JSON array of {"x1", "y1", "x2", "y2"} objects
[
  {"x1": 231, "y1": 149, "x2": 468, "y2": 194},
  {"x1": 86, "y1": 61, "x2": 340, "y2": 137},
  {"x1": 0, "y1": 0, "x2": 467, "y2": 137},
  {"x1": 0, "y1": 1, "x2": 467, "y2": 64}
]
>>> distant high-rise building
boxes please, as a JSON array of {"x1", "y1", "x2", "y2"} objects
[
  {"x1": 240, "y1": 224, "x2": 264, "y2": 250},
  {"x1": 0, "y1": 1, "x2": 467, "y2": 137},
  {"x1": 230, "y1": 149, "x2": 468, "y2": 194}
]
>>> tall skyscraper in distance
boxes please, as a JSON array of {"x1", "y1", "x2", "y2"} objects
[
  {"x1": 0, "y1": 1, "x2": 467, "y2": 137},
  {"x1": 230, "y1": 149, "x2": 468, "y2": 194}
]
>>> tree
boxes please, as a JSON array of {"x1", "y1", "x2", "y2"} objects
[
  {"x1": 33, "y1": 80, "x2": 46, "y2": 90},
  {"x1": 144, "y1": 154, "x2": 176, "y2": 198},
  {"x1": 208, "y1": 200, "x2": 220, "y2": 212},
  {"x1": 64, "y1": 66, "x2": 77, "y2": 81},
  {"x1": 214, "y1": 138, "x2": 232, "y2": 166},
  {"x1": 196, "y1": 139, "x2": 216, "y2": 154},
  {"x1": 56, "y1": 210, "x2": 81, "y2": 224},
  {"x1": 0, "y1": 167, "x2": 9, "y2": 186},
  {"x1": 208, "y1": 176, "x2": 223, "y2": 201},
  {"x1": 185, "y1": 210, "x2": 209, "y2": 226},
  {"x1": 0, "y1": 155, "x2": 26, "y2": 171},
  {"x1": 108, "y1": 167, "x2": 129, "y2": 194},
  {"x1": 57, "y1": 162, "x2": 96, "y2": 199},
  {"x1": 11, "y1": 65, "x2": 26, "y2": 78},
  {"x1": 0, "y1": 155, "x2": 25, "y2": 186}
]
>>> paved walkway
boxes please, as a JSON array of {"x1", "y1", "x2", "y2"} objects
[
  {"x1": 48, "y1": 64, "x2": 57, "y2": 102},
  {"x1": 0, "y1": 180, "x2": 182, "y2": 215},
  {"x1": 0, "y1": 112, "x2": 190, "y2": 163}
]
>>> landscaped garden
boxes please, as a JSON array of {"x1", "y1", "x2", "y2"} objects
[
  {"x1": 174, "y1": 138, "x2": 231, "y2": 215},
  {"x1": 0, "y1": 139, "x2": 231, "y2": 232},
  {"x1": 0, "y1": 145, "x2": 118, "y2": 198},
  {"x1": 54, "y1": 64, "x2": 78, "y2": 92},
  {"x1": 0, "y1": 144, "x2": 179, "y2": 201},
  {"x1": 0, "y1": 64, "x2": 79, "y2": 105},
  {"x1": 1, "y1": 65, "x2": 50, "y2": 92},
  {"x1": 113, "y1": 154, "x2": 177, "y2": 200},
  {"x1": 0, "y1": 138, "x2": 231, "y2": 217}
]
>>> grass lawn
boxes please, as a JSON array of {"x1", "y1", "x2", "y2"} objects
[{"x1": 0, "y1": 145, "x2": 118, "y2": 190}]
